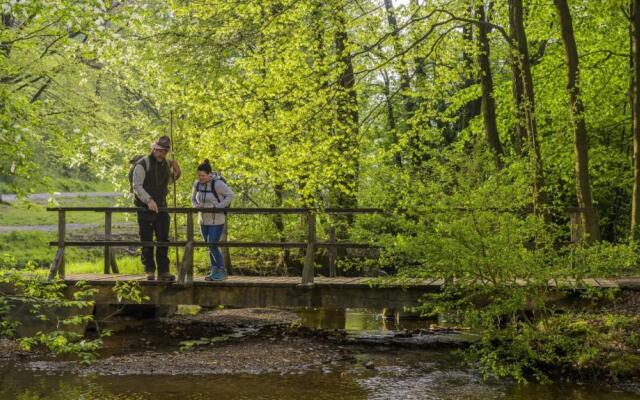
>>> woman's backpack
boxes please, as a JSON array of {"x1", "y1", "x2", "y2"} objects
[{"x1": 197, "y1": 173, "x2": 231, "y2": 213}]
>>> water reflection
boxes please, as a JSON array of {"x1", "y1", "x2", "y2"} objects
[
  {"x1": 2, "y1": 361, "x2": 639, "y2": 400},
  {"x1": 0, "y1": 370, "x2": 364, "y2": 400},
  {"x1": 297, "y1": 308, "x2": 430, "y2": 331}
]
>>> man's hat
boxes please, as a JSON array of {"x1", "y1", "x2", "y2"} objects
[{"x1": 152, "y1": 135, "x2": 171, "y2": 151}]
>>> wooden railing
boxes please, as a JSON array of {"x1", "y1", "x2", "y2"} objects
[
  {"x1": 46, "y1": 206, "x2": 589, "y2": 285},
  {"x1": 46, "y1": 207, "x2": 384, "y2": 285}
]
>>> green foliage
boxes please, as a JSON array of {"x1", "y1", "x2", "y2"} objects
[
  {"x1": 112, "y1": 280, "x2": 149, "y2": 304},
  {"x1": 0, "y1": 232, "x2": 57, "y2": 268},
  {"x1": 0, "y1": 269, "x2": 104, "y2": 363},
  {"x1": 19, "y1": 330, "x2": 103, "y2": 365},
  {"x1": 0, "y1": 295, "x2": 18, "y2": 338},
  {"x1": 467, "y1": 312, "x2": 640, "y2": 383},
  {"x1": 363, "y1": 151, "x2": 640, "y2": 382}
]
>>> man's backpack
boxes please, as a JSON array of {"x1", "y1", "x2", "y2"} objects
[{"x1": 127, "y1": 155, "x2": 150, "y2": 193}]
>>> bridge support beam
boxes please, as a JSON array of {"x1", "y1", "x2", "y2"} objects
[{"x1": 60, "y1": 278, "x2": 441, "y2": 310}]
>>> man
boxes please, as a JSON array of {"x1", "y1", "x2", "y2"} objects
[{"x1": 132, "y1": 135, "x2": 181, "y2": 281}]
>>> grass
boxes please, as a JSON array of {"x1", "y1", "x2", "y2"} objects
[
  {"x1": 66, "y1": 257, "x2": 146, "y2": 275},
  {"x1": 0, "y1": 174, "x2": 114, "y2": 194},
  {"x1": 0, "y1": 231, "x2": 101, "y2": 268},
  {"x1": 0, "y1": 197, "x2": 131, "y2": 226},
  {"x1": 0, "y1": 231, "x2": 56, "y2": 267},
  {"x1": 65, "y1": 255, "x2": 206, "y2": 276},
  {"x1": 65, "y1": 251, "x2": 213, "y2": 275}
]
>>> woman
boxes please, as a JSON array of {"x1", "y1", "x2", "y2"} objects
[{"x1": 191, "y1": 159, "x2": 234, "y2": 281}]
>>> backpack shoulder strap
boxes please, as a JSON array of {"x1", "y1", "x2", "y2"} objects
[
  {"x1": 143, "y1": 156, "x2": 150, "y2": 173},
  {"x1": 210, "y1": 179, "x2": 221, "y2": 202},
  {"x1": 197, "y1": 180, "x2": 212, "y2": 193},
  {"x1": 135, "y1": 156, "x2": 150, "y2": 174}
]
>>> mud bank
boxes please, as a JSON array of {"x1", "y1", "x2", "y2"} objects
[
  {"x1": 2, "y1": 308, "x2": 473, "y2": 376},
  {"x1": 27, "y1": 337, "x2": 353, "y2": 376}
]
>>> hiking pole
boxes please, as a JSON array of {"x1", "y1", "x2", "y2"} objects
[{"x1": 170, "y1": 110, "x2": 179, "y2": 273}]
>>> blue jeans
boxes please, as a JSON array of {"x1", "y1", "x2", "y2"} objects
[{"x1": 200, "y1": 224, "x2": 225, "y2": 274}]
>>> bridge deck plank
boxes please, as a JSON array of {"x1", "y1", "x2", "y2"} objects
[
  {"x1": 62, "y1": 274, "x2": 639, "y2": 289},
  {"x1": 62, "y1": 274, "x2": 397, "y2": 287}
]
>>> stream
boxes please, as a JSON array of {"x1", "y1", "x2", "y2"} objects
[{"x1": 1, "y1": 307, "x2": 639, "y2": 399}]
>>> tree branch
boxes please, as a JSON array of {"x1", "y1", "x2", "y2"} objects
[
  {"x1": 433, "y1": 8, "x2": 513, "y2": 47},
  {"x1": 30, "y1": 78, "x2": 52, "y2": 103}
]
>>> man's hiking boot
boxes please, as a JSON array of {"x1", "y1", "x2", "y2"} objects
[
  {"x1": 157, "y1": 273, "x2": 175, "y2": 282},
  {"x1": 146, "y1": 274, "x2": 156, "y2": 281}
]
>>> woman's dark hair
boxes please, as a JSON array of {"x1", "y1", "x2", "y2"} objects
[{"x1": 197, "y1": 159, "x2": 212, "y2": 174}]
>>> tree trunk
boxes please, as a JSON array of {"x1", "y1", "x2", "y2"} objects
[
  {"x1": 509, "y1": 0, "x2": 547, "y2": 216},
  {"x1": 553, "y1": 0, "x2": 600, "y2": 243},
  {"x1": 382, "y1": 71, "x2": 402, "y2": 167},
  {"x1": 0, "y1": 14, "x2": 15, "y2": 57},
  {"x1": 631, "y1": 0, "x2": 640, "y2": 239},
  {"x1": 334, "y1": 10, "x2": 359, "y2": 211},
  {"x1": 410, "y1": 0, "x2": 427, "y2": 102},
  {"x1": 476, "y1": 1, "x2": 504, "y2": 169},
  {"x1": 459, "y1": 16, "x2": 482, "y2": 132},
  {"x1": 509, "y1": 44, "x2": 527, "y2": 154},
  {"x1": 333, "y1": 7, "x2": 359, "y2": 253},
  {"x1": 383, "y1": 0, "x2": 414, "y2": 166},
  {"x1": 383, "y1": 0, "x2": 416, "y2": 122}
]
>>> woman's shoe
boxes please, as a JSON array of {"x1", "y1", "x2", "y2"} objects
[
  {"x1": 220, "y1": 269, "x2": 228, "y2": 280},
  {"x1": 207, "y1": 269, "x2": 226, "y2": 281},
  {"x1": 204, "y1": 274, "x2": 216, "y2": 282}
]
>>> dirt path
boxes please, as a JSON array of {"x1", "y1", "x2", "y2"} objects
[
  {"x1": 0, "y1": 223, "x2": 99, "y2": 233},
  {"x1": 0, "y1": 222, "x2": 136, "y2": 233},
  {"x1": 0, "y1": 192, "x2": 122, "y2": 203}
]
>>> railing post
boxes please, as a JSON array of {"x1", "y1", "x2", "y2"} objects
[
  {"x1": 59, "y1": 210, "x2": 65, "y2": 278},
  {"x1": 222, "y1": 217, "x2": 232, "y2": 274},
  {"x1": 302, "y1": 209, "x2": 316, "y2": 285},
  {"x1": 568, "y1": 208, "x2": 584, "y2": 244},
  {"x1": 328, "y1": 216, "x2": 337, "y2": 277},
  {"x1": 104, "y1": 212, "x2": 112, "y2": 274},
  {"x1": 186, "y1": 211, "x2": 194, "y2": 283},
  {"x1": 48, "y1": 210, "x2": 66, "y2": 280},
  {"x1": 180, "y1": 211, "x2": 195, "y2": 284},
  {"x1": 104, "y1": 211, "x2": 120, "y2": 273}
]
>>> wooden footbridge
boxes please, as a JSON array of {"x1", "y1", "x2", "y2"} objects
[
  {"x1": 45, "y1": 206, "x2": 630, "y2": 310},
  {"x1": 46, "y1": 206, "x2": 438, "y2": 309}
]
